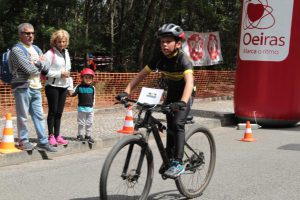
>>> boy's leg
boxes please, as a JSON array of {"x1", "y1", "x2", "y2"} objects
[
  {"x1": 186, "y1": 96, "x2": 194, "y2": 122},
  {"x1": 85, "y1": 112, "x2": 94, "y2": 137},
  {"x1": 77, "y1": 111, "x2": 86, "y2": 137},
  {"x1": 166, "y1": 98, "x2": 191, "y2": 161},
  {"x1": 172, "y1": 104, "x2": 190, "y2": 162},
  {"x1": 85, "y1": 112, "x2": 95, "y2": 143},
  {"x1": 160, "y1": 114, "x2": 175, "y2": 174},
  {"x1": 164, "y1": 99, "x2": 191, "y2": 178},
  {"x1": 166, "y1": 114, "x2": 175, "y2": 159}
]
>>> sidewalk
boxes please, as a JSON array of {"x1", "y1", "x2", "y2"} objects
[{"x1": 0, "y1": 97, "x2": 234, "y2": 167}]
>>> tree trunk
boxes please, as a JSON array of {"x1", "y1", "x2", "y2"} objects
[
  {"x1": 149, "y1": 0, "x2": 165, "y2": 60},
  {"x1": 137, "y1": 0, "x2": 158, "y2": 69},
  {"x1": 118, "y1": 0, "x2": 125, "y2": 70},
  {"x1": 110, "y1": 0, "x2": 116, "y2": 71},
  {"x1": 84, "y1": 0, "x2": 91, "y2": 67}
]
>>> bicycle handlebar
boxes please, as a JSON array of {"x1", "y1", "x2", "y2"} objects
[
  {"x1": 117, "y1": 98, "x2": 169, "y2": 132},
  {"x1": 115, "y1": 98, "x2": 173, "y2": 114}
]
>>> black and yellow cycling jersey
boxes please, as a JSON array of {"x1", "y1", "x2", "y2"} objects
[{"x1": 145, "y1": 49, "x2": 193, "y2": 103}]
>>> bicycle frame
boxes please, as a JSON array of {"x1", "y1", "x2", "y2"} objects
[{"x1": 121, "y1": 107, "x2": 171, "y2": 180}]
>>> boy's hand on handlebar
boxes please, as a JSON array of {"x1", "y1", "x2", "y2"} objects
[
  {"x1": 116, "y1": 92, "x2": 129, "y2": 101},
  {"x1": 170, "y1": 101, "x2": 187, "y2": 112}
]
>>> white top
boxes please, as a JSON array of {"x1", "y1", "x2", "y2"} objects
[
  {"x1": 44, "y1": 47, "x2": 73, "y2": 89},
  {"x1": 26, "y1": 45, "x2": 42, "y2": 89}
]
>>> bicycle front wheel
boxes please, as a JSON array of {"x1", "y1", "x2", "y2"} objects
[
  {"x1": 100, "y1": 134, "x2": 154, "y2": 200},
  {"x1": 175, "y1": 125, "x2": 216, "y2": 198}
]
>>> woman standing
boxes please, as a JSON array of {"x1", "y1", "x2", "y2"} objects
[{"x1": 44, "y1": 29, "x2": 72, "y2": 146}]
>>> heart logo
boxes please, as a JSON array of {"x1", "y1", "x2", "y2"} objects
[{"x1": 247, "y1": 3, "x2": 264, "y2": 22}]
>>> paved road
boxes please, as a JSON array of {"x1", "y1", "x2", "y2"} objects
[{"x1": 0, "y1": 125, "x2": 299, "y2": 200}]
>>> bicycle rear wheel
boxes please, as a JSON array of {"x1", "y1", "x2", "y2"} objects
[
  {"x1": 175, "y1": 125, "x2": 216, "y2": 198},
  {"x1": 100, "y1": 134, "x2": 154, "y2": 200}
]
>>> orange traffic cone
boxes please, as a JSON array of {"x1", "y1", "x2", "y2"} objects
[
  {"x1": 239, "y1": 121, "x2": 256, "y2": 142},
  {"x1": 0, "y1": 113, "x2": 21, "y2": 153},
  {"x1": 117, "y1": 106, "x2": 134, "y2": 134}
]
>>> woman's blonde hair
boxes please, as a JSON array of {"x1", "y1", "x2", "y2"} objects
[{"x1": 50, "y1": 29, "x2": 70, "y2": 47}]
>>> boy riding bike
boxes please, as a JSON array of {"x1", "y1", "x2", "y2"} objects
[{"x1": 116, "y1": 23, "x2": 194, "y2": 179}]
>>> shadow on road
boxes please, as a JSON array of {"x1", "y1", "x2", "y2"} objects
[
  {"x1": 278, "y1": 143, "x2": 300, "y2": 151},
  {"x1": 148, "y1": 189, "x2": 187, "y2": 200},
  {"x1": 70, "y1": 189, "x2": 188, "y2": 200}
]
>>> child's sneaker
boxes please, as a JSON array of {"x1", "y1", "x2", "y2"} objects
[
  {"x1": 85, "y1": 135, "x2": 95, "y2": 144},
  {"x1": 76, "y1": 135, "x2": 85, "y2": 142},
  {"x1": 56, "y1": 135, "x2": 68, "y2": 145},
  {"x1": 159, "y1": 158, "x2": 174, "y2": 174},
  {"x1": 48, "y1": 134, "x2": 57, "y2": 146},
  {"x1": 163, "y1": 160, "x2": 185, "y2": 179},
  {"x1": 159, "y1": 163, "x2": 167, "y2": 174}
]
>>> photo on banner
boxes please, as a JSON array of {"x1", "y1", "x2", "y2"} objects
[{"x1": 182, "y1": 31, "x2": 223, "y2": 66}]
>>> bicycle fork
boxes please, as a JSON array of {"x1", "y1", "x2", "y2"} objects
[
  {"x1": 121, "y1": 139, "x2": 148, "y2": 182},
  {"x1": 120, "y1": 124, "x2": 170, "y2": 182}
]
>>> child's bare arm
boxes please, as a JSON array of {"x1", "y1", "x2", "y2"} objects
[
  {"x1": 181, "y1": 72, "x2": 194, "y2": 103},
  {"x1": 68, "y1": 90, "x2": 75, "y2": 96},
  {"x1": 69, "y1": 85, "x2": 79, "y2": 97},
  {"x1": 125, "y1": 68, "x2": 150, "y2": 94}
]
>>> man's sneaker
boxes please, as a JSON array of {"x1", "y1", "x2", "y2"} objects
[
  {"x1": 76, "y1": 135, "x2": 85, "y2": 142},
  {"x1": 163, "y1": 160, "x2": 185, "y2": 179},
  {"x1": 36, "y1": 143, "x2": 57, "y2": 152},
  {"x1": 48, "y1": 134, "x2": 57, "y2": 146},
  {"x1": 56, "y1": 135, "x2": 68, "y2": 145},
  {"x1": 19, "y1": 142, "x2": 35, "y2": 151},
  {"x1": 85, "y1": 135, "x2": 95, "y2": 144}
]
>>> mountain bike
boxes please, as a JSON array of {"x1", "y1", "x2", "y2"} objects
[{"x1": 99, "y1": 98, "x2": 216, "y2": 199}]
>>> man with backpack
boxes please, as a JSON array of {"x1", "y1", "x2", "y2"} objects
[{"x1": 9, "y1": 23, "x2": 56, "y2": 152}]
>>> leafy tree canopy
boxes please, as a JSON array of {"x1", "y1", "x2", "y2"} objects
[{"x1": 0, "y1": 0, "x2": 241, "y2": 71}]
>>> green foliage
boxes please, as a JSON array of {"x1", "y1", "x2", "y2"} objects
[{"x1": 0, "y1": 0, "x2": 241, "y2": 71}]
